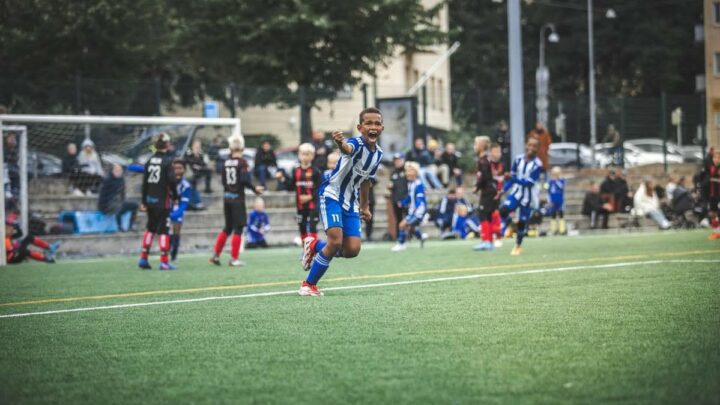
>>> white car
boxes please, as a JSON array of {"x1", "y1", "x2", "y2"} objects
[{"x1": 625, "y1": 139, "x2": 684, "y2": 165}]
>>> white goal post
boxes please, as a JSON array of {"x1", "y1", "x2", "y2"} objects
[{"x1": 0, "y1": 114, "x2": 242, "y2": 266}]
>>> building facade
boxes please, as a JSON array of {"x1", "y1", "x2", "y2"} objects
[{"x1": 706, "y1": 0, "x2": 720, "y2": 148}]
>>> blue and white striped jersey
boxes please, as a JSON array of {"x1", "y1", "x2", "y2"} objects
[
  {"x1": 320, "y1": 136, "x2": 383, "y2": 212},
  {"x1": 401, "y1": 179, "x2": 427, "y2": 218},
  {"x1": 506, "y1": 154, "x2": 543, "y2": 208}
]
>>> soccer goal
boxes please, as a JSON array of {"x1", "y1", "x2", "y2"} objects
[{"x1": 0, "y1": 114, "x2": 242, "y2": 265}]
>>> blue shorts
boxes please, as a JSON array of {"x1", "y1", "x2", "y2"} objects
[
  {"x1": 502, "y1": 195, "x2": 533, "y2": 222},
  {"x1": 320, "y1": 196, "x2": 362, "y2": 238},
  {"x1": 404, "y1": 214, "x2": 423, "y2": 226},
  {"x1": 544, "y1": 201, "x2": 564, "y2": 216}
]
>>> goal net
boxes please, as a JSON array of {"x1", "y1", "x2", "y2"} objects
[{"x1": 0, "y1": 114, "x2": 241, "y2": 264}]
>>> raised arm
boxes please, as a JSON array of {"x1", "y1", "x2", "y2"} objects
[{"x1": 332, "y1": 131, "x2": 354, "y2": 155}]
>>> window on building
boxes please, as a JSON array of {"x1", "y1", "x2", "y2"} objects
[
  {"x1": 438, "y1": 79, "x2": 444, "y2": 112},
  {"x1": 714, "y1": 2, "x2": 720, "y2": 24},
  {"x1": 716, "y1": 112, "x2": 720, "y2": 129},
  {"x1": 715, "y1": 53, "x2": 720, "y2": 75},
  {"x1": 429, "y1": 77, "x2": 436, "y2": 110}
]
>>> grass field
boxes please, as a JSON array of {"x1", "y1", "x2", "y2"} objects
[{"x1": 0, "y1": 230, "x2": 719, "y2": 404}]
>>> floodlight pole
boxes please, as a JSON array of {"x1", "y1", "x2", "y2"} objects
[
  {"x1": 588, "y1": 0, "x2": 597, "y2": 165},
  {"x1": 508, "y1": 0, "x2": 526, "y2": 159}
]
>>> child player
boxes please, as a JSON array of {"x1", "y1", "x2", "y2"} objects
[
  {"x1": 498, "y1": 136, "x2": 543, "y2": 256},
  {"x1": 473, "y1": 136, "x2": 497, "y2": 251},
  {"x1": 5, "y1": 219, "x2": 59, "y2": 264},
  {"x1": 547, "y1": 166, "x2": 567, "y2": 235},
  {"x1": 299, "y1": 107, "x2": 384, "y2": 296},
  {"x1": 323, "y1": 151, "x2": 340, "y2": 181},
  {"x1": 210, "y1": 135, "x2": 263, "y2": 267},
  {"x1": 489, "y1": 142, "x2": 505, "y2": 246},
  {"x1": 169, "y1": 159, "x2": 192, "y2": 261},
  {"x1": 276, "y1": 143, "x2": 322, "y2": 242},
  {"x1": 139, "y1": 133, "x2": 178, "y2": 270},
  {"x1": 391, "y1": 161, "x2": 428, "y2": 251},
  {"x1": 247, "y1": 197, "x2": 271, "y2": 248}
]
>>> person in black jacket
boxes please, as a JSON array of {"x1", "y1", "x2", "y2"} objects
[
  {"x1": 184, "y1": 140, "x2": 213, "y2": 193},
  {"x1": 98, "y1": 164, "x2": 138, "y2": 232},
  {"x1": 138, "y1": 133, "x2": 178, "y2": 270},
  {"x1": 438, "y1": 142, "x2": 462, "y2": 187},
  {"x1": 582, "y1": 182, "x2": 611, "y2": 229},
  {"x1": 387, "y1": 153, "x2": 408, "y2": 239},
  {"x1": 253, "y1": 140, "x2": 277, "y2": 188},
  {"x1": 62, "y1": 143, "x2": 82, "y2": 195}
]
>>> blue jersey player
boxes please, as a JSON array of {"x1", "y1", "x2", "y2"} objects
[
  {"x1": 547, "y1": 166, "x2": 567, "y2": 235},
  {"x1": 499, "y1": 137, "x2": 542, "y2": 256},
  {"x1": 169, "y1": 159, "x2": 192, "y2": 261},
  {"x1": 392, "y1": 161, "x2": 428, "y2": 251},
  {"x1": 247, "y1": 197, "x2": 271, "y2": 248},
  {"x1": 299, "y1": 108, "x2": 384, "y2": 297}
]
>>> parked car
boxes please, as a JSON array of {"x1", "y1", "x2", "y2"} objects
[
  {"x1": 594, "y1": 142, "x2": 682, "y2": 167},
  {"x1": 548, "y1": 143, "x2": 594, "y2": 168},
  {"x1": 28, "y1": 151, "x2": 63, "y2": 177},
  {"x1": 679, "y1": 145, "x2": 705, "y2": 163},
  {"x1": 625, "y1": 139, "x2": 684, "y2": 165}
]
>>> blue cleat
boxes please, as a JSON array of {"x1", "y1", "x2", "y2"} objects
[
  {"x1": 138, "y1": 258, "x2": 152, "y2": 270},
  {"x1": 472, "y1": 241, "x2": 494, "y2": 251},
  {"x1": 48, "y1": 241, "x2": 61, "y2": 255},
  {"x1": 159, "y1": 262, "x2": 178, "y2": 271}
]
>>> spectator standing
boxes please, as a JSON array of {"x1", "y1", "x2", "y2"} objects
[
  {"x1": 77, "y1": 138, "x2": 104, "y2": 195},
  {"x1": 582, "y1": 182, "x2": 611, "y2": 229},
  {"x1": 61, "y1": 143, "x2": 83, "y2": 196},
  {"x1": 633, "y1": 176, "x2": 671, "y2": 229},
  {"x1": 4, "y1": 132, "x2": 20, "y2": 198},
  {"x1": 603, "y1": 124, "x2": 623, "y2": 166},
  {"x1": 310, "y1": 131, "x2": 333, "y2": 171},
  {"x1": 208, "y1": 134, "x2": 227, "y2": 176},
  {"x1": 494, "y1": 120, "x2": 511, "y2": 169},
  {"x1": 438, "y1": 142, "x2": 462, "y2": 187},
  {"x1": 527, "y1": 120, "x2": 552, "y2": 178},
  {"x1": 184, "y1": 140, "x2": 213, "y2": 193},
  {"x1": 253, "y1": 140, "x2": 278, "y2": 188},
  {"x1": 405, "y1": 138, "x2": 442, "y2": 189},
  {"x1": 388, "y1": 153, "x2": 408, "y2": 239},
  {"x1": 98, "y1": 164, "x2": 138, "y2": 232}
]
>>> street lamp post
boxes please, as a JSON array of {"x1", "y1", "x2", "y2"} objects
[
  {"x1": 536, "y1": 23, "x2": 558, "y2": 125},
  {"x1": 588, "y1": 0, "x2": 616, "y2": 165}
]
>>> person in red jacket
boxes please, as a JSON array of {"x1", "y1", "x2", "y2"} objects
[{"x1": 5, "y1": 219, "x2": 59, "y2": 264}]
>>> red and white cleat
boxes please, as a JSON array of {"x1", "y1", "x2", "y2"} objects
[
  {"x1": 298, "y1": 281, "x2": 323, "y2": 297},
  {"x1": 300, "y1": 236, "x2": 318, "y2": 271}
]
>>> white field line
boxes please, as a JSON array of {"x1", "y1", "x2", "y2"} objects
[{"x1": 1, "y1": 259, "x2": 718, "y2": 319}]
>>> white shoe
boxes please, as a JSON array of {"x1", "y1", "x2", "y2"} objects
[
  {"x1": 494, "y1": 239, "x2": 503, "y2": 248},
  {"x1": 301, "y1": 236, "x2": 317, "y2": 271},
  {"x1": 72, "y1": 188, "x2": 85, "y2": 197},
  {"x1": 229, "y1": 259, "x2": 245, "y2": 267},
  {"x1": 391, "y1": 243, "x2": 407, "y2": 252},
  {"x1": 298, "y1": 281, "x2": 323, "y2": 296},
  {"x1": 293, "y1": 236, "x2": 302, "y2": 246}
]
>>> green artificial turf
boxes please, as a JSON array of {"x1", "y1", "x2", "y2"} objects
[{"x1": 0, "y1": 231, "x2": 718, "y2": 404}]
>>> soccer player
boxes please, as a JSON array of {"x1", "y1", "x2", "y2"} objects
[
  {"x1": 473, "y1": 136, "x2": 497, "y2": 251},
  {"x1": 5, "y1": 219, "x2": 59, "y2": 264},
  {"x1": 169, "y1": 159, "x2": 192, "y2": 261},
  {"x1": 276, "y1": 143, "x2": 322, "y2": 242},
  {"x1": 391, "y1": 161, "x2": 428, "y2": 251},
  {"x1": 210, "y1": 135, "x2": 263, "y2": 267},
  {"x1": 547, "y1": 166, "x2": 567, "y2": 235},
  {"x1": 323, "y1": 151, "x2": 340, "y2": 182},
  {"x1": 499, "y1": 136, "x2": 543, "y2": 256},
  {"x1": 708, "y1": 150, "x2": 720, "y2": 240},
  {"x1": 489, "y1": 143, "x2": 505, "y2": 246},
  {"x1": 247, "y1": 197, "x2": 271, "y2": 248},
  {"x1": 299, "y1": 107, "x2": 384, "y2": 296},
  {"x1": 139, "y1": 133, "x2": 178, "y2": 270}
]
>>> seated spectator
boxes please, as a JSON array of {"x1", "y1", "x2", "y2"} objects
[
  {"x1": 449, "y1": 203, "x2": 479, "y2": 240},
  {"x1": 254, "y1": 140, "x2": 278, "y2": 188},
  {"x1": 582, "y1": 181, "x2": 612, "y2": 229},
  {"x1": 247, "y1": 197, "x2": 270, "y2": 248},
  {"x1": 62, "y1": 142, "x2": 83, "y2": 196},
  {"x1": 614, "y1": 170, "x2": 632, "y2": 213},
  {"x1": 438, "y1": 142, "x2": 462, "y2": 187},
  {"x1": 633, "y1": 176, "x2": 671, "y2": 229},
  {"x1": 435, "y1": 187, "x2": 472, "y2": 236},
  {"x1": 671, "y1": 176, "x2": 695, "y2": 228},
  {"x1": 208, "y1": 134, "x2": 227, "y2": 175},
  {"x1": 600, "y1": 170, "x2": 618, "y2": 212},
  {"x1": 98, "y1": 164, "x2": 138, "y2": 232},
  {"x1": 405, "y1": 137, "x2": 442, "y2": 189},
  {"x1": 77, "y1": 138, "x2": 104, "y2": 195},
  {"x1": 184, "y1": 140, "x2": 213, "y2": 193}
]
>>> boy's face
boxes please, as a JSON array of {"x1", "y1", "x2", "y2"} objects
[
  {"x1": 393, "y1": 158, "x2": 404, "y2": 169},
  {"x1": 254, "y1": 199, "x2": 265, "y2": 211},
  {"x1": 173, "y1": 163, "x2": 185, "y2": 178},
  {"x1": 357, "y1": 112, "x2": 383, "y2": 148},
  {"x1": 490, "y1": 146, "x2": 501, "y2": 161},
  {"x1": 713, "y1": 152, "x2": 720, "y2": 166},
  {"x1": 405, "y1": 167, "x2": 417, "y2": 180},
  {"x1": 525, "y1": 138, "x2": 539, "y2": 158},
  {"x1": 327, "y1": 157, "x2": 338, "y2": 170},
  {"x1": 299, "y1": 149, "x2": 314, "y2": 165},
  {"x1": 112, "y1": 165, "x2": 123, "y2": 178},
  {"x1": 551, "y1": 171, "x2": 560, "y2": 179}
]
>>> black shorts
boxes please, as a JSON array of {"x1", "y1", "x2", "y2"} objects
[
  {"x1": 296, "y1": 210, "x2": 319, "y2": 226},
  {"x1": 478, "y1": 196, "x2": 498, "y2": 218},
  {"x1": 146, "y1": 206, "x2": 170, "y2": 234},
  {"x1": 224, "y1": 200, "x2": 247, "y2": 232},
  {"x1": 709, "y1": 197, "x2": 720, "y2": 213}
]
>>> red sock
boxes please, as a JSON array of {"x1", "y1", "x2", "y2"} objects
[
  {"x1": 29, "y1": 251, "x2": 45, "y2": 262},
  {"x1": 300, "y1": 232, "x2": 307, "y2": 241},
  {"x1": 214, "y1": 231, "x2": 228, "y2": 256},
  {"x1": 712, "y1": 218, "x2": 720, "y2": 231},
  {"x1": 492, "y1": 211, "x2": 502, "y2": 237},
  {"x1": 481, "y1": 220, "x2": 493, "y2": 242},
  {"x1": 158, "y1": 234, "x2": 170, "y2": 264},
  {"x1": 308, "y1": 232, "x2": 318, "y2": 240},
  {"x1": 31, "y1": 237, "x2": 49, "y2": 250},
  {"x1": 231, "y1": 234, "x2": 242, "y2": 260},
  {"x1": 141, "y1": 231, "x2": 154, "y2": 260}
]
